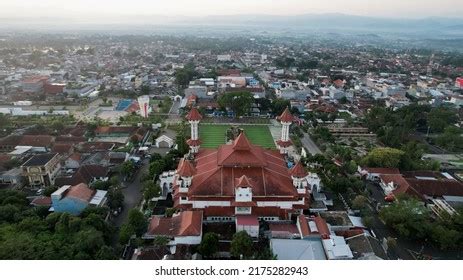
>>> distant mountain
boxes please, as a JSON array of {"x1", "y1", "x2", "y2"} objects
[
  {"x1": 1, "y1": 13, "x2": 462, "y2": 37},
  {"x1": 178, "y1": 13, "x2": 463, "y2": 34}
]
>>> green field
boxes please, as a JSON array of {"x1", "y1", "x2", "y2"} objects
[{"x1": 199, "y1": 124, "x2": 275, "y2": 149}]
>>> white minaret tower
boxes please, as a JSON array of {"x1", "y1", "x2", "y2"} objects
[
  {"x1": 276, "y1": 107, "x2": 294, "y2": 154},
  {"x1": 186, "y1": 107, "x2": 202, "y2": 153}
]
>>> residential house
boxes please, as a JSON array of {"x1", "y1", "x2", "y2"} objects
[
  {"x1": 21, "y1": 153, "x2": 61, "y2": 187},
  {"x1": 54, "y1": 164, "x2": 109, "y2": 187},
  {"x1": 144, "y1": 211, "x2": 203, "y2": 245},
  {"x1": 51, "y1": 183, "x2": 108, "y2": 215}
]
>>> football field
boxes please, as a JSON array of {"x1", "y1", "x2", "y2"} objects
[{"x1": 199, "y1": 124, "x2": 275, "y2": 149}]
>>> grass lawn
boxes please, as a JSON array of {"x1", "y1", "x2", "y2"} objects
[{"x1": 199, "y1": 124, "x2": 275, "y2": 149}]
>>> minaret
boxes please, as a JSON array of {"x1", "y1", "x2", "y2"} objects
[
  {"x1": 290, "y1": 161, "x2": 308, "y2": 189},
  {"x1": 177, "y1": 158, "x2": 196, "y2": 188},
  {"x1": 185, "y1": 107, "x2": 202, "y2": 153},
  {"x1": 276, "y1": 107, "x2": 294, "y2": 154}
]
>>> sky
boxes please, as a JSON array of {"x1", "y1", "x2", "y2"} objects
[{"x1": 1, "y1": 0, "x2": 462, "y2": 20}]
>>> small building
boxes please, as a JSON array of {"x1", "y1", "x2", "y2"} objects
[
  {"x1": 271, "y1": 238, "x2": 326, "y2": 260},
  {"x1": 358, "y1": 167, "x2": 400, "y2": 181},
  {"x1": 51, "y1": 183, "x2": 108, "y2": 215},
  {"x1": 155, "y1": 134, "x2": 174, "y2": 148},
  {"x1": 144, "y1": 211, "x2": 203, "y2": 245},
  {"x1": 346, "y1": 234, "x2": 388, "y2": 260},
  {"x1": 322, "y1": 235, "x2": 354, "y2": 260},
  {"x1": 0, "y1": 168, "x2": 22, "y2": 186},
  {"x1": 21, "y1": 153, "x2": 61, "y2": 188}
]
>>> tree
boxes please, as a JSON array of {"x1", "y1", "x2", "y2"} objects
[
  {"x1": 149, "y1": 160, "x2": 166, "y2": 178},
  {"x1": 143, "y1": 181, "x2": 161, "y2": 201},
  {"x1": 0, "y1": 113, "x2": 10, "y2": 128},
  {"x1": 217, "y1": 91, "x2": 254, "y2": 117},
  {"x1": 312, "y1": 127, "x2": 334, "y2": 143},
  {"x1": 352, "y1": 195, "x2": 368, "y2": 210},
  {"x1": 380, "y1": 196, "x2": 430, "y2": 240},
  {"x1": 43, "y1": 186, "x2": 58, "y2": 196},
  {"x1": 107, "y1": 188, "x2": 124, "y2": 210},
  {"x1": 175, "y1": 63, "x2": 197, "y2": 88},
  {"x1": 120, "y1": 161, "x2": 135, "y2": 177},
  {"x1": 119, "y1": 224, "x2": 135, "y2": 244},
  {"x1": 91, "y1": 180, "x2": 111, "y2": 190},
  {"x1": 361, "y1": 147, "x2": 405, "y2": 168},
  {"x1": 199, "y1": 232, "x2": 219, "y2": 258},
  {"x1": 435, "y1": 126, "x2": 463, "y2": 152},
  {"x1": 128, "y1": 209, "x2": 147, "y2": 237},
  {"x1": 95, "y1": 245, "x2": 116, "y2": 260},
  {"x1": 230, "y1": 231, "x2": 253, "y2": 259},
  {"x1": 427, "y1": 107, "x2": 457, "y2": 133},
  {"x1": 175, "y1": 122, "x2": 189, "y2": 155},
  {"x1": 271, "y1": 99, "x2": 291, "y2": 116}
]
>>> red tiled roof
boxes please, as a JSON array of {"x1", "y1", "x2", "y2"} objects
[
  {"x1": 313, "y1": 216, "x2": 330, "y2": 239},
  {"x1": 269, "y1": 223, "x2": 299, "y2": 234},
  {"x1": 363, "y1": 167, "x2": 400, "y2": 175},
  {"x1": 185, "y1": 108, "x2": 203, "y2": 121},
  {"x1": 298, "y1": 215, "x2": 330, "y2": 239},
  {"x1": 55, "y1": 136, "x2": 86, "y2": 144},
  {"x1": 298, "y1": 215, "x2": 310, "y2": 237},
  {"x1": 31, "y1": 196, "x2": 52, "y2": 206},
  {"x1": 177, "y1": 159, "x2": 196, "y2": 177},
  {"x1": 146, "y1": 211, "x2": 203, "y2": 237},
  {"x1": 276, "y1": 140, "x2": 292, "y2": 148},
  {"x1": 235, "y1": 175, "x2": 253, "y2": 188},
  {"x1": 55, "y1": 165, "x2": 108, "y2": 187},
  {"x1": 379, "y1": 174, "x2": 411, "y2": 196},
  {"x1": 186, "y1": 145, "x2": 297, "y2": 198},
  {"x1": 203, "y1": 206, "x2": 235, "y2": 217},
  {"x1": 232, "y1": 132, "x2": 252, "y2": 151},
  {"x1": 217, "y1": 133, "x2": 268, "y2": 167},
  {"x1": 231, "y1": 201, "x2": 257, "y2": 207},
  {"x1": 78, "y1": 142, "x2": 115, "y2": 153},
  {"x1": 236, "y1": 215, "x2": 259, "y2": 226},
  {"x1": 65, "y1": 183, "x2": 95, "y2": 202},
  {"x1": 186, "y1": 139, "x2": 202, "y2": 146},
  {"x1": 278, "y1": 107, "x2": 294, "y2": 123},
  {"x1": 405, "y1": 178, "x2": 463, "y2": 197},
  {"x1": 51, "y1": 143, "x2": 73, "y2": 154},
  {"x1": 290, "y1": 162, "x2": 308, "y2": 178},
  {"x1": 0, "y1": 135, "x2": 54, "y2": 148}
]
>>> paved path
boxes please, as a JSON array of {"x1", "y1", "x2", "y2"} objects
[
  {"x1": 301, "y1": 133, "x2": 322, "y2": 155},
  {"x1": 112, "y1": 158, "x2": 149, "y2": 227}
]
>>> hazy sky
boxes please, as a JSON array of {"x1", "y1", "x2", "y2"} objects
[{"x1": 1, "y1": 0, "x2": 462, "y2": 19}]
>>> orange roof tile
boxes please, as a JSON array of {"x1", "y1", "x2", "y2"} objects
[
  {"x1": 147, "y1": 211, "x2": 203, "y2": 237},
  {"x1": 177, "y1": 159, "x2": 196, "y2": 177},
  {"x1": 185, "y1": 107, "x2": 203, "y2": 121},
  {"x1": 235, "y1": 175, "x2": 253, "y2": 188},
  {"x1": 290, "y1": 162, "x2": 308, "y2": 178},
  {"x1": 65, "y1": 183, "x2": 95, "y2": 202},
  {"x1": 278, "y1": 107, "x2": 294, "y2": 123}
]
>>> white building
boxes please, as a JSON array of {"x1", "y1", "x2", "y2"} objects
[{"x1": 137, "y1": 95, "x2": 150, "y2": 118}]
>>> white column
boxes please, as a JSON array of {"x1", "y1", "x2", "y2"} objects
[
  {"x1": 281, "y1": 122, "x2": 290, "y2": 142},
  {"x1": 190, "y1": 121, "x2": 198, "y2": 140}
]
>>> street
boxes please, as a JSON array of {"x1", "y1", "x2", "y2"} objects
[
  {"x1": 301, "y1": 132, "x2": 322, "y2": 155},
  {"x1": 112, "y1": 158, "x2": 149, "y2": 227}
]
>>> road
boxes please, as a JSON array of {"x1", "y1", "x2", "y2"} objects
[
  {"x1": 301, "y1": 133, "x2": 322, "y2": 155},
  {"x1": 112, "y1": 158, "x2": 149, "y2": 227}
]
